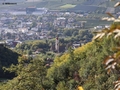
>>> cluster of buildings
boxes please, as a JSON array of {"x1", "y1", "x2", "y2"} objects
[{"x1": 0, "y1": 8, "x2": 90, "y2": 47}]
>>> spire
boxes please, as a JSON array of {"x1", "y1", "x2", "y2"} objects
[{"x1": 55, "y1": 36, "x2": 59, "y2": 53}]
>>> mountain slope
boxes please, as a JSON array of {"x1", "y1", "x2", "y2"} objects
[
  {"x1": 46, "y1": 35, "x2": 118, "y2": 89},
  {"x1": 0, "y1": 44, "x2": 20, "y2": 78}
]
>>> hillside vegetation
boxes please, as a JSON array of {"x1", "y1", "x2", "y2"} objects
[
  {"x1": 34, "y1": 0, "x2": 117, "y2": 10},
  {"x1": 46, "y1": 35, "x2": 118, "y2": 90},
  {"x1": 0, "y1": 45, "x2": 20, "y2": 78},
  {"x1": 0, "y1": 0, "x2": 117, "y2": 12},
  {"x1": 0, "y1": 23, "x2": 120, "y2": 89}
]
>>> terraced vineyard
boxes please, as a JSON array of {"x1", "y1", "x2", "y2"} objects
[
  {"x1": 0, "y1": 0, "x2": 117, "y2": 12},
  {"x1": 34, "y1": 0, "x2": 117, "y2": 13}
]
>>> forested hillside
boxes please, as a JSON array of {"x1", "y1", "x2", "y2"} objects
[
  {"x1": 0, "y1": 1, "x2": 120, "y2": 89},
  {"x1": 46, "y1": 35, "x2": 118, "y2": 90},
  {"x1": 0, "y1": 22, "x2": 120, "y2": 89},
  {"x1": 15, "y1": 29, "x2": 93, "y2": 54},
  {"x1": 0, "y1": 44, "x2": 20, "y2": 78}
]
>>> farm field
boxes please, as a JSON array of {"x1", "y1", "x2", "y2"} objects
[{"x1": 60, "y1": 4, "x2": 76, "y2": 9}]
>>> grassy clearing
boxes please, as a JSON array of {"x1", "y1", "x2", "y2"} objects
[{"x1": 60, "y1": 4, "x2": 76, "y2": 9}]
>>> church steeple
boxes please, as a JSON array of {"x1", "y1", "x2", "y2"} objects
[{"x1": 55, "y1": 36, "x2": 59, "y2": 53}]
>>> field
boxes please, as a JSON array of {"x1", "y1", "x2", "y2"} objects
[
  {"x1": 33, "y1": 0, "x2": 84, "y2": 9},
  {"x1": 60, "y1": 4, "x2": 76, "y2": 9}
]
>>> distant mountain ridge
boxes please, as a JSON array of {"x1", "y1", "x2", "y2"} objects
[
  {"x1": 0, "y1": 0, "x2": 117, "y2": 12},
  {"x1": 82, "y1": 0, "x2": 107, "y2": 5},
  {"x1": 68, "y1": 0, "x2": 115, "y2": 13},
  {"x1": 32, "y1": 0, "x2": 116, "y2": 13}
]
